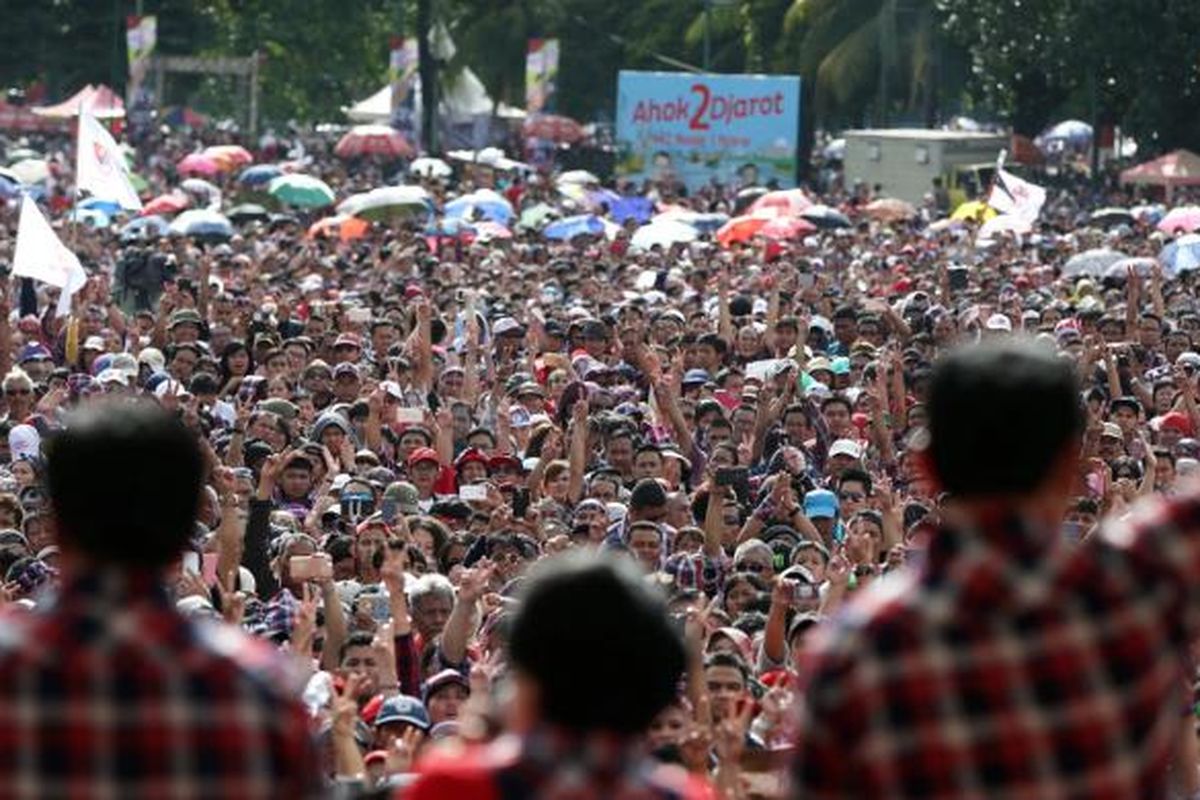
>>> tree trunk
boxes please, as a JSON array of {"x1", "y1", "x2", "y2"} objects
[{"x1": 417, "y1": 0, "x2": 436, "y2": 153}]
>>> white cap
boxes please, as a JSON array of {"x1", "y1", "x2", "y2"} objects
[
  {"x1": 82, "y1": 335, "x2": 106, "y2": 352},
  {"x1": 985, "y1": 313, "x2": 1013, "y2": 332},
  {"x1": 828, "y1": 439, "x2": 863, "y2": 460},
  {"x1": 8, "y1": 425, "x2": 40, "y2": 461},
  {"x1": 96, "y1": 368, "x2": 129, "y2": 386},
  {"x1": 138, "y1": 347, "x2": 166, "y2": 372}
]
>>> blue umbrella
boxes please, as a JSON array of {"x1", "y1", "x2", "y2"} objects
[
  {"x1": 543, "y1": 214, "x2": 605, "y2": 240},
  {"x1": 445, "y1": 189, "x2": 515, "y2": 224},
  {"x1": 169, "y1": 208, "x2": 234, "y2": 241},
  {"x1": 1160, "y1": 234, "x2": 1200, "y2": 275},
  {"x1": 425, "y1": 217, "x2": 476, "y2": 238},
  {"x1": 79, "y1": 197, "x2": 123, "y2": 215},
  {"x1": 609, "y1": 196, "x2": 653, "y2": 224},
  {"x1": 120, "y1": 215, "x2": 170, "y2": 240},
  {"x1": 237, "y1": 164, "x2": 283, "y2": 187},
  {"x1": 69, "y1": 208, "x2": 111, "y2": 228}
]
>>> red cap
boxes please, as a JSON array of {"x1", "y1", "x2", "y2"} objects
[
  {"x1": 404, "y1": 285, "x2": 425, "y2": 299},
  {"x1": 407, "y1": 446, "x2": 440, "y2": 468},
  {"x1": 454, "y1": 447, "x2": 490, "y2": 470},
  {"x1": 1160, "y1": 411, "x2": 1194, "y2": 436}
]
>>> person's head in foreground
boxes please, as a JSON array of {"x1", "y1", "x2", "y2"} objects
[
  {"x1": 46, "y1": 399, "x2": 203, "y2": 570},
  {"x1": 922, "y1": 337, "x2": 1084, "y2": 523},
  {"x1": 507, "y1": 551, "x2": 686, "y2": 736}
]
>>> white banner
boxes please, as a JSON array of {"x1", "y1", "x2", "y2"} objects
[
  {"x1": 77, "y1": 109, "x2": 142, "y2": 210},
  {"x1": 13, "y1": 197, "x2": 87, "y2": 317}
]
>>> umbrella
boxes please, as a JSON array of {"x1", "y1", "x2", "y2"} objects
[
  {"x1": 748, "y1": 188, "x2": 813, "y2": 217},
  {"x1": 951, "y1": 201, "x2": 997, "y2": 222},
  {"x1": 557, "y1": 170, "x2": 599, "y2": 187},
  {"x1": 445, "y1": 189, "x2": 515, "y2": 224},
  {"x1": 1105, "y1": 257, "x2": 1160, "y2": 281},
  {"x1": 519, "y1": 203, "x2": 558, "y2": 230},
  {"x1": 523, "y1": 114, "x2": 585, "y2": 143},
  {"x1": 473, "y1": 221, "x2": 513, "y2": 242},
  {"x1": 9, "y1": 158, "x2": 49, "y2": 184},
  {"x1": 0, "y1": 173, "x2": 21, "y2": 199},
  {"x1": 335, "y1": 125, "x2": 414, "y2": 159},
  {"x1": 759, "y1": 215, "x2": 818, "y2": 240},
  {"x1": 0, "y1": 166, "x2": 20, "y2": 186},
  {"x1": 141, "y1": 191, "x2": 191, "y2": 217},
  {"x1": 119, "y1": 215, "x2": 169, "y2": 240},
  {"x1": 821, "y1": 138, "x2": 846, "y2": 161},
  {"x1": 976, "y1": 214, "x2": 1033, "y2": 241},
  {"x1": 1039, "y1": 119, "x2": 1093, "y2": 145},
  {"x1": 733, "y1": 186, "x2": 768, "y2": 213},
  {"x1": 864, "y1": 198, "x2": 918, "y2": 223},
  {"x1": 409, "y1": 157, "x2": 452, "y2": 178},
  {"x1": 1132, "y1": 204, "x2": 1166, "y2": 224},
  {"x1": 168, "y1": 208, "x2": 234, "y2": 241},
  {"x1": 1160, "y1": 234, "x2": 1200, "y2": 274},
  {"x1": 716, "y1": 212, "x2": 780, "y2": 247},
  {"x1": 1090, "y1": 207, "x2": 1134, "y2": 228},
  {"x1": 79, "y1": 197, "x2": 122, "y2": 215},
  {"x1": 336, "y1": 185, "x2": 432, "y2": 221},
  {"x1": 227, "y1": 203, "x2": 270, "y2": 225},
  {"x1": 181, "y1": 178, "x2": 221, "y2": 204},
  {"x1": 5, "y1": 147, "x2": 41, "y2": 165},
  {"x1": 631, "y1": 219, "x2": 698, "y2": 250},
  {"x1": 238, "y1": 164, "x2": 283, "y2": 187},
  {"x1": 1062, "y1": 248, "x2": 1128, "y2": 278},
  {"x1": 69, "y1": 208, "x2": 111, "y2": 228},
  {"x1": 268, "y1": 174, "x2": 335, "y2": 209},
  {"x1": 203, "y1": 144, "x2": 253, "y2": 169},
  {"x1": 308, "y1": 214, "x2": 370, "y2": 242},
  {"x1": 543, "y1": 214, "x2": 605, "y2": 240},
  {"x1": 800, "y1": 204, "x2": 851, "y2": 229},
  {"x1": 425, "y1": 218, "x2": 477, "y2": 239},
  {"x1": 1158, "y1": 206, "x2": 1200, "y2": 235},
  {"x1": 177, "y1": 153, "x2": 221, "y2": 176}
]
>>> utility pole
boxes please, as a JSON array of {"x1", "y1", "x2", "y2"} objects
[
  {"x1": 703, "y1": 0, "x2": 711, "y2": 72},
  {"x1": 417, "y1": 0, "x2": 436, "y2": 154}
]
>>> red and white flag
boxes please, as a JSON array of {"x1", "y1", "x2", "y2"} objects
[
  {"x1": 988, "y1": 166, "x2": 1046, "y2": 223},
  {"x1": 77, "y1": 108, "x2": 142, "y2": 210},
  {"x1": 13, "y1": 196, "x2": 87, "y2": 317}
]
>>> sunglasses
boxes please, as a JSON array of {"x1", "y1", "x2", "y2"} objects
[{"x1": 735, "y1": 561, "x2": 768, "y2": 574}]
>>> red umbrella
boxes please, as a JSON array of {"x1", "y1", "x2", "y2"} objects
[
  {"x1": 759, "y1": 215, "x2": 817, "y2": 240},
  {"x1": 335, "y1": 125, "x2": 414, "y2": 159},
  {"x1": 177, "y1": 153, "x2": 220, "y2": 177},
  {"x1": 141, "y1": 191, "x2": 191, "y2": 217},
  {"x1": 522, "y1": 114, "x2": 585, "y2": 144},
  {"x1": 716, "y1": 212, "x2": 778, "y2": 247},
  {"x1": 748, "y1": 188, "x2": 813, "y2": 217},
  {"x1": 203, "y1": 145, "x2": 254, "y2": 170}
]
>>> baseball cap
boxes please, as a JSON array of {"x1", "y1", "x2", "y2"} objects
[
  {"x1": 16, "y1": 345, "x2": 51, "y2": 364},
  {"x1": 422, "y1": 669, "x2": 469, "y2": 703},
  {"x1": 407, "y1": 447, "x2": 440, "y2": 468},
  {"x1": 803, "y1": 489, "x2": 839, "y2": 520},
  {"x1": 1100, "y1": 422, "x2": 1124, "y2": 440},
  {"x1": 333, "y1": 362, "x2": 360, "y2": 380},
  {"x1": 333, "y1": 333, "x2": 363, "y2": 350},
  {"x1": 1159, "y1": 411, "x2": 1194, "y2": 436},
  {"x1": 682, "y1": 369, "x2": 711, "y2": 387},
  {"x1": 985, "y1": 313, "x2": 1012, "y2": 332},
  {"x1": 383, "y1": 481, "x2": 420, "y2": 515},
  {"x1": 137, "y1": 347, "x2": 166, "y2": 372},
  {"x1": 374, "y1": 694, "x2": 431, "y2": 731},
  {"x1": 82, "y1": 336, "x2": 106, "y2": 352},
  {"x1": 828, "y1": 439, "x2": 863, "y2": 461},
  {"x1": 493, "y1": 317, "x2": 525, "y2": 337}
]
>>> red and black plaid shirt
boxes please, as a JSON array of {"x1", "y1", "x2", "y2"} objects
[
  {"x1": 794, "y1": 492, "x2": 1200, "y2": 798},
  {"x1": 0, "y1": 570, "x2": 323, "y2": 799}
]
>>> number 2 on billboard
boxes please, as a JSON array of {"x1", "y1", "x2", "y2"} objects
[{"x1": 689, "y1": 84, "x2": 711, "y2": 131}]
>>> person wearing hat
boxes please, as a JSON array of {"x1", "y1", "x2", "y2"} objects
[
  {"x1": 167, "y1": 308, "x2": 204, "y2": 344},
  {"x1": 332, "y1": 362, "x2": 362, "y2": 403},
  {"x1": 332, "y1": 332, "x2": 363, "y2": 365},
  {"x1": 407, "y1": 447, "x2": 455, "y2": 511},
  {"x1": 374, "y1": 693, "x2": 431, "y2": 751},
  {"x1": 422, "y1": 668, "x2": 470, "y2": 727},
  {"x1": 803, "y1": 488, "x2": 840, "y2": 547}
]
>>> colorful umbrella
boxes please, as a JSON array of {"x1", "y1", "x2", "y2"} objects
[
  {"x1": 543, "y1": 214, "x2": 605, "y2": 240},
  {"x1": 1160, "y1": 234, "x2": 1200, "y2": 275},
  {"x1": 523, "y1": 114, "x2": 585, "y2": 144},
  {"x1": 445, "y1": 188, "x2": 515, "y2": 224},
  {"x1": 238, "y1": 164, "x2": 283, "y2": 187},
  {"x1": 335, "y1": 125, "x2": 414, "y2": 159},
  {"x1": 473, "y1": 221, "x2": 512, "y2": 242},
  {"x1": 203, "y1": 144, "x2": 253, "y2": 169},
  {"x1": 336, "y1": 186, "x2": 431, "y2": 221},
  {"x1": 518, "y1": 203, "x2": 558, "y2": 230},
  {"x1": 409, "y1": 157, "x2": 452, "y2": 178},
  {"x1": 716, "y1": 212, "x2": 785, "y2": 247},
  {"x1": 630, "y1": 219, "x2": 698, "y2": 250},
  {"x1": 268, "y1": 174, "x2": 335, "y2": 209},
  {"x1": 800, "y1": 204, "x2": 851, "y2": 229},
  {"x1": 168, "y1": 208, "x2": 234, "y2": 241},
  {"x1": 864, "y1": 197, "x2": 918, "y2": 222},
  {"x1": 1158, "y1": 206, "x2": 1200, "y2": 235},
  {"x1": 79, "y1": 197, "x2": 122, "y2": 215},
  {"x1": 759, "y1": 215, "x2": 818, "y2": 240},
  {"x1": 748, "y1": 188, "x2": 813, "y2": 217},
  {"x1": 69, "y1": 207, "x2": 111, "y2": 228},
  {"x1": 308, "y1": 214, "x2": 370, "y2": 242},
  {"x1": 177, "y1": 153, "x2": 220, "y2": 177},
  {"x1": 141, "y1": 191, "x2": 191, "y2": 217}
]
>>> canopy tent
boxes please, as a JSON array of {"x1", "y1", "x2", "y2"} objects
[
  {"x1": 32, "y1": 84, "x2": 125, "y2": 119},
  {"x1": 344, "y1": 77, "x2": 524, "y2": 126},
  {"x1": 1120, "y1": 150, "x2": 1200, "y2": 201},
  {"x1": 0, "y1": 101, "x2": 64, "y2": 132}
]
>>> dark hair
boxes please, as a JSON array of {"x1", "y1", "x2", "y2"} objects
[
  {"x1": 46, "y1": 400, "x2": 203, "y2": 567},
  {"x1": 508, "y1": 553, "x2": 684, "y2": 734},
  {"x1": 927, "y1": 339, "x2": 1083, "y2": 497},
  {"x1": 836, "y1": 467, "x2": 873, "y2": 495},
  {"x1": 704, "y1": 651, "x2": 750, "y2": 684},
  {"x1": 338, "y1": 631, "x2": 376, "y2": 664}
]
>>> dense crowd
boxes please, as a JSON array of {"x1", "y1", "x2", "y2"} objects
[{"x1": 0, "y1": 124, "x2": 1197, "y2": 797}]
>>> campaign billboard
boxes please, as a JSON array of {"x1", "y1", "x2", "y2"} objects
[{"x1": 615, "y1": 71, "x2": 801, "y2": 191}]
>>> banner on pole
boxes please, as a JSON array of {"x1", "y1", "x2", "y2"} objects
[{"x1": 525, "y1": 39, "x2": 559, "y2": 114}]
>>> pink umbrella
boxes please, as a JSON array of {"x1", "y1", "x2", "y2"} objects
[
  {"x1": 748, "y1": 188, "x2": 813, "y2": 217},
  {"x1": 141, "y1": 191, "x2": 191, "y2": 217},
  {"x1": 177, "y1": 153, "x2": 220, "y2": 176},
  {"x1": 334, "y1": 125, "x2": 414, "y2": 159},
  {"x1": 759, "y1": 215, "x2": 818, "y2": 240},
  {"x1": 472, "y1": 221, "x2": 513, "y2": 242},
  {"x1": 522, "y1": 114, "x2": 585, "y2": 144},
  {"x1": 1158, "y1": 206, "x2": 1200, "y2": 235}
]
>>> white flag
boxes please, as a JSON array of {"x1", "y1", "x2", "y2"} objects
[
  {"x1": 77, "y1": 109, "x2": 142, "y2": 210},
  {"x1": 988, "y1": 167, "x2": 1045, "y2": 223},
  {"x1": 13, "y1": 196, "x2": 88, "y2": 317}
]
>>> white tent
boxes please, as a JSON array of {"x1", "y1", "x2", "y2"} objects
[{"x1": 344, "y1": 72, "x2": 525, "y2": 125}]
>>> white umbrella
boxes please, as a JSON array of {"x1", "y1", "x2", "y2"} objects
[
  {"x1": 336, "y1": 185, "x2": 432, "y2": 220},
  {"x1": 556, "y1": 170, "x2": 599, "y2": 186},
  {"x1": 631, "y1": 219, "x2": 698, "y2": 251},
  {"x1": 409, "y1": 157, "x2": 452, "y2": 178},
  {"x1": 1062, "y1": 248, "x2": 1127, "y2": 278},
  {"x1": 9, "y1": 158, "x2": 49, "y2": 184}
]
